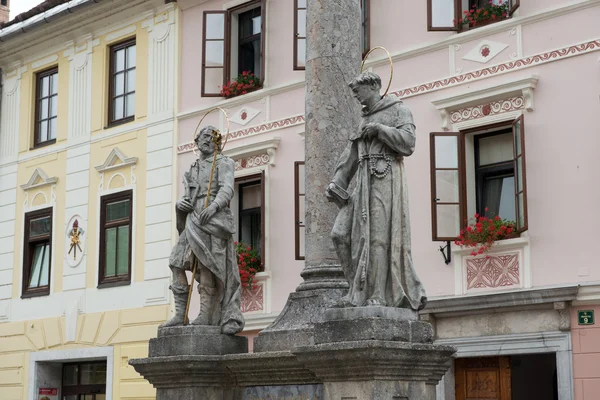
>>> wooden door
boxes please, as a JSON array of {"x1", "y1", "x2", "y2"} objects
[{"x1": 455, "y1": 356, "x2": 511, "y2": 400}]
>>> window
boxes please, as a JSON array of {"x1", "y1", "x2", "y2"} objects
[
  {"x1": 202, "y1": 0, "x2": 266, "y2": 96},
  {"x1": 22, "y1": 208, "x2": 52, "y2": 298},
  {"x1": 295, "y1": 162, "x2": 306, "y2": 260},
  {"x1": 234, "y1": 174, "x2": 265, "y2": 259},
  {"x1": 1, "y1": 1, "x2": 8, "y2": 7},
  {"x1": 62, "y1": 361, "x2": 107, "y2": 399},
  {"x1": 430, "y1": 115, "x2": 527, "y2": 241},
  {"x1": 34, "y1": 67, "x2": 58, "y2": 147},
  {"x1": 427, "y1": 0, "x2": 519, "y2": 31},
  {"x1": 108, "y1": 38, "x2": 136, "y2": 126},
  {"x1": 99, "y1": 190, "x2": 132, "y2": 287},
  {"x1": 293, "y1": 0, "x2": 370, "y2": 70}
]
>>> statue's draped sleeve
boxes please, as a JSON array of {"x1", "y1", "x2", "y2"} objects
[
  {"x1": 213, "y1": 157, "x2": 235, "y2": 210},
  {"x1": 331, "y1": 140, "x2": 359, "y2": 190},
  {"x1": 377, "y1": 106, "x2": 416, "y2": 157}
]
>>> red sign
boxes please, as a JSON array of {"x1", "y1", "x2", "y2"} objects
[{"x1": 39, "y1": 388, "x2": 58, "y2": 400}]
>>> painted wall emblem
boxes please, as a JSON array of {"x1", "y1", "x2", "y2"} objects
[{"x1": 65, "y1": 215, "x2": 86, "y2": 267}]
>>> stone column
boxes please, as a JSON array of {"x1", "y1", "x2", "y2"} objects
[{"x1": 253, "y1": 0, "x2": 362, "y2": 352}]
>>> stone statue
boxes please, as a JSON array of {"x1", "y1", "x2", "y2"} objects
[
  {"x1": 326, "y1": 72, "x2": 427, "y2": 310},
  {"x1": 160, "y1": 125, "x2": 244, "y2": 334}
]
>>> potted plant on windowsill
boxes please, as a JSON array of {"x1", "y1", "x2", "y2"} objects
[
  {"x1": 235, "y1": 241, "x2": 264, "y2": 289},
  {"x1": 455, "y1": 209, "x2": 518, "y2": 257},
  {"x1": 456, "y1": 1, "x2": 509, "y2": 29},
  {"x1": 220, "y1": 71, "x2": 262, "y2": 99}
]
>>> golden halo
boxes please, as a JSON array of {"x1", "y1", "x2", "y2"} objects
[
  {"x1": 192, "y1": 107, "x2": 231, "y2": 156},
  {"x1": 360, "y1": 46, "x2": 394, "y2": 97}
]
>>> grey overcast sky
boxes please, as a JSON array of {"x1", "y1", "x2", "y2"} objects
[{"x1": 10, "y1": 0, "x2": 44, "y2": 20}]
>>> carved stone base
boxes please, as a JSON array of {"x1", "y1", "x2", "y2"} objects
[{"x1": 149, "y1": 325, "x2": 248, "y2": 357}]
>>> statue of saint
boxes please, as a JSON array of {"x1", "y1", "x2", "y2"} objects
[
  {"x1": 160, "y1": 125, "x2": 244, "y2": 334},
  {"x1": 326, "y1": 72, "x2": 427, "y2": 310}
]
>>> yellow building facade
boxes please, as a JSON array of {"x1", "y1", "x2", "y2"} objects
[{"x1": 0, "y1": 1, "x2": 178, "y2": 399}]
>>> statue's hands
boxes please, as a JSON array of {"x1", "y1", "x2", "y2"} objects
[
  {"x1": 199, "y1": 203, "x2": 218, "y2": 225},
  {"x1": 176, "y1": 197, "x2": 194, "y2": 213},
  {"x1": 362, "y1": 122, "x2": 381, "y2": 139}
]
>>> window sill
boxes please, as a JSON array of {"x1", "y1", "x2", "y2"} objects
[
  {"x1": 106, "y1": 116, "x2": 135, "y2": 130},
  {"x1": 21, "y1": 289, "x2": 50, "y2": 299},
  {"x1": 221, "y1": 86, "x2": 263, "y2": 100},
  {"x1": 97, "y1": 279, "x2": 131, "y2": 289},
  {"x1": 459, "y1": 17, "x2": 510, "y2": 31},
  {"x1": 452, "y1": 235, "x2": 529, "y2": 256},
  {"x1": 30, "y1": 139, "x2": 56, "y2": 150}
]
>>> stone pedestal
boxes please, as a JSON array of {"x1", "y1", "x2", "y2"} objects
[{"x1": 129, "y1": 326, "x2": 247, "y2": 399}]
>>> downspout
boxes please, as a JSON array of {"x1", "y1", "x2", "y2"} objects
[{"x1": 0, "y1": 0, "x2": 103, "y2": 42}]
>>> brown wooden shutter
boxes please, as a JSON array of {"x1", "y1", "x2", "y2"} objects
[
  {"x1": 455, "y1": 356, "x2": 512, "y2": 400},
  {"x1": 202, "y1": 11, "x2": 228, "y2": 97},
  {"x1": 427, "y1": 0, "x2": 460, "y2": 31},
  {"x1": 512, "y1": 115, "x2": 528, "y2": 232},
  {"x1": 260, "y1": 0, "x2": 266, "y2": 82},
  {"x1": 430, "y1": 132, "x2": 465, "y2": 241},
  {"x1": 293, "y1": 0, "x2": 307, "y2": 70},
  {"x1": 260, "y1": 170, "x2": 266, "y2": 263}
]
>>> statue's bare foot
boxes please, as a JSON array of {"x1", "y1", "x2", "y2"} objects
[
  {"x1": 331, "y1": 296, "x2": 354, "y2": 308},
  {"x1": 159, "y1": 315, "x2": 184, "y2": 328},
  {"x1": 365, "y1": 297, "x2": 386, "y2": 306}
]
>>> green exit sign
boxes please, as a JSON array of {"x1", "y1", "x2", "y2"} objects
[{"x1": 578, "y1": 310, "x2": 595, "y2": 325}]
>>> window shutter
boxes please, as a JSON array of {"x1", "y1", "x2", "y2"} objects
[
  {"x1": 260, "y1": 170, "x2": 266, "y2": 263},
  {"x1": 427, "y1": 0, "x2": 459, "y2": 31},
  {"x1": 509, "y1": 0, "x2": 520, "y2": 16},
  {"x1": 512, "y1": 115, "x2": 528, "y2": 232},
  {"x1": 430, "y1": 132, "x2": 465, "y2": 241},
  {"x1": 260, "y1": 0, "x2": 267, "y2": 81},
  {"x1": 202, "y1": 11, "x2": 228, "y2": 97}
]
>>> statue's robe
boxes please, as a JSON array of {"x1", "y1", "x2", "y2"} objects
[
  {"x1": 331, "y1": 96, "x2": 427, "y2": 310},
  {"x1": 169, "y1": 155, "x2": 244, "y2": 333}
]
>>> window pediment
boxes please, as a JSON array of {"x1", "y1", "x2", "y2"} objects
[
  {"x1": 432, "y1": 75, "x2": 538, "y2": 130},
  {"x1": 21, "y1": 168, "x2": 58, "y2": 191},
  {"x1": 95, "y1": 148, "x2": 138, "y2": 173},
  {"x1": 224, "y1": 136, "x2": 280, "y2": 166}
]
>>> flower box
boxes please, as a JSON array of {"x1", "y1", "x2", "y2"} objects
[{"x1": 220, "y1": 71, "x2": 262, "y2": 99}]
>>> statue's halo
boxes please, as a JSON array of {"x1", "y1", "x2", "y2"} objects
[
  {"x1": 192, "y1": 107, "x2": 231, "y2": 156},
  {"x1": 360, "y1": 46, "x2": 394, "y2": 97}
]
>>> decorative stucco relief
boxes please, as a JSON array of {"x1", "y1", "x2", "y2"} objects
[
  {"x1": 241, "y1": 284, "x2": 264, "y2": 313},
  {"x1": 466, "y1": 253, "x2": 520, "y2": 291},
  {"x1": 234, "y1": 153, "x2": 270, "y2": 171},
  {"x1": 451, "y1": 96, "x2": 524, "y2": 124}
]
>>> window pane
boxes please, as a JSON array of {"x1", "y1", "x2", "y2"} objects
[
  {"x1": 116, "y1": 226, "x2": 130, "y2": 276},
  {"x1": 126, "y1": 45, "x2": 136, "y2": 69},
  {"x1": 436, "y1": 204, "x2": 461, "y2": 238},
  {"x1": 479, "y1": 133, "x2": 512, "y2": 165},
  {"x1": 126, "y1": 70, "x2": 136, "y2": 93},
  {"x1": 49, "y1": 118, "x2": 57, "y2": 140},
  {"x1": 204, "y1": 68, "x2": 224, "y2": 95},
  {"x1": 29, "y1": 243, "x2": 49, "y2": 288},
  {"x1": 296, "y1": 39, "x2": 306, "y2": 68},
  {"x1": 115, "y1": 72, "x2": 125, "y2": 96},
  {"x1": 41, "y1": 76, "x2": 49, "y2": 97},
  {"x1": 252, "y1": 16, "x2": 261, "y2": 35},
  {"x1": 297, "y1": 164, "x2": 305, "y2": 194},
  {"x1": 113, "y1": 97, "x2": 124, "y2": 120},
  {"x1": 115, "y1": 49, "x2": 125, "y2": 72},
  {"x1": 298, "y1": 0, "x2": 307, "y2": 7},
  {"x1": 39, "y1": 121, "x2": 48, "y2": 142},
  {"x1": 205, "y1": 41, "x2": 224, "y2": 66},
  {"x1": 81, "y1": 363, "x2": 107, "y2": 385},
  {"x1": 107, "y1": 199, "x2": 130, "y2": 221},
  {"x1": 517, "y1": 192, "x2": 525, "y2": 229},
  {"x1": 435, "y1": 170, "x2": 459, "y2": 203},
  {"x1": 105, "y1": 227, "x2": 117, "y2": 277},
  {"x1": 30, "y1": 216, "x2": 51, "y2": 237},
  {"x1": 205, "y1": 13, "x2": 225, "y2": 40},
  {"x1": 62, "y1": 365, "x2": 78, "y2": 386},
  {"x1": 431, "y1": 0, "x2": 455, "y2": 27},
  {"x1": 242, "y1": 184, "x2": 261, "y2": 209},
  {"x1": 125, "y1": 94, "x2": 135, "y2": 118},
  {"x1": 299, "y1": 225, "x2": 305, "y2": 258},
  {"x1": 51, "y1": 73, "x2": 58, "y2": 94},
  {"x1": 40, "y1": 98, "x2": 49, "y2": 119},
  {"x1": 435, "y1": 135, "x2": 458, "y2": 168},
  {"x1": 516, "y1": 156, "x2": 523, "y2": 192},
  {"x1": 498, "y1": 176, "x2": 515, "y2": 221},
  {"x1": 514, "y1": 118, "x2": 522, "y2": 155},
  {"x1": 298, "y1": 196, "x2": 305, "y2": 225},
  {"x1": 50, "y1": 95, "x2": 58, "y2": 117}
]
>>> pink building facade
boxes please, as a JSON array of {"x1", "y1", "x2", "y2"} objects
[{"x1": 175, "y1": 0, "x2": 600, "y2": 398}]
